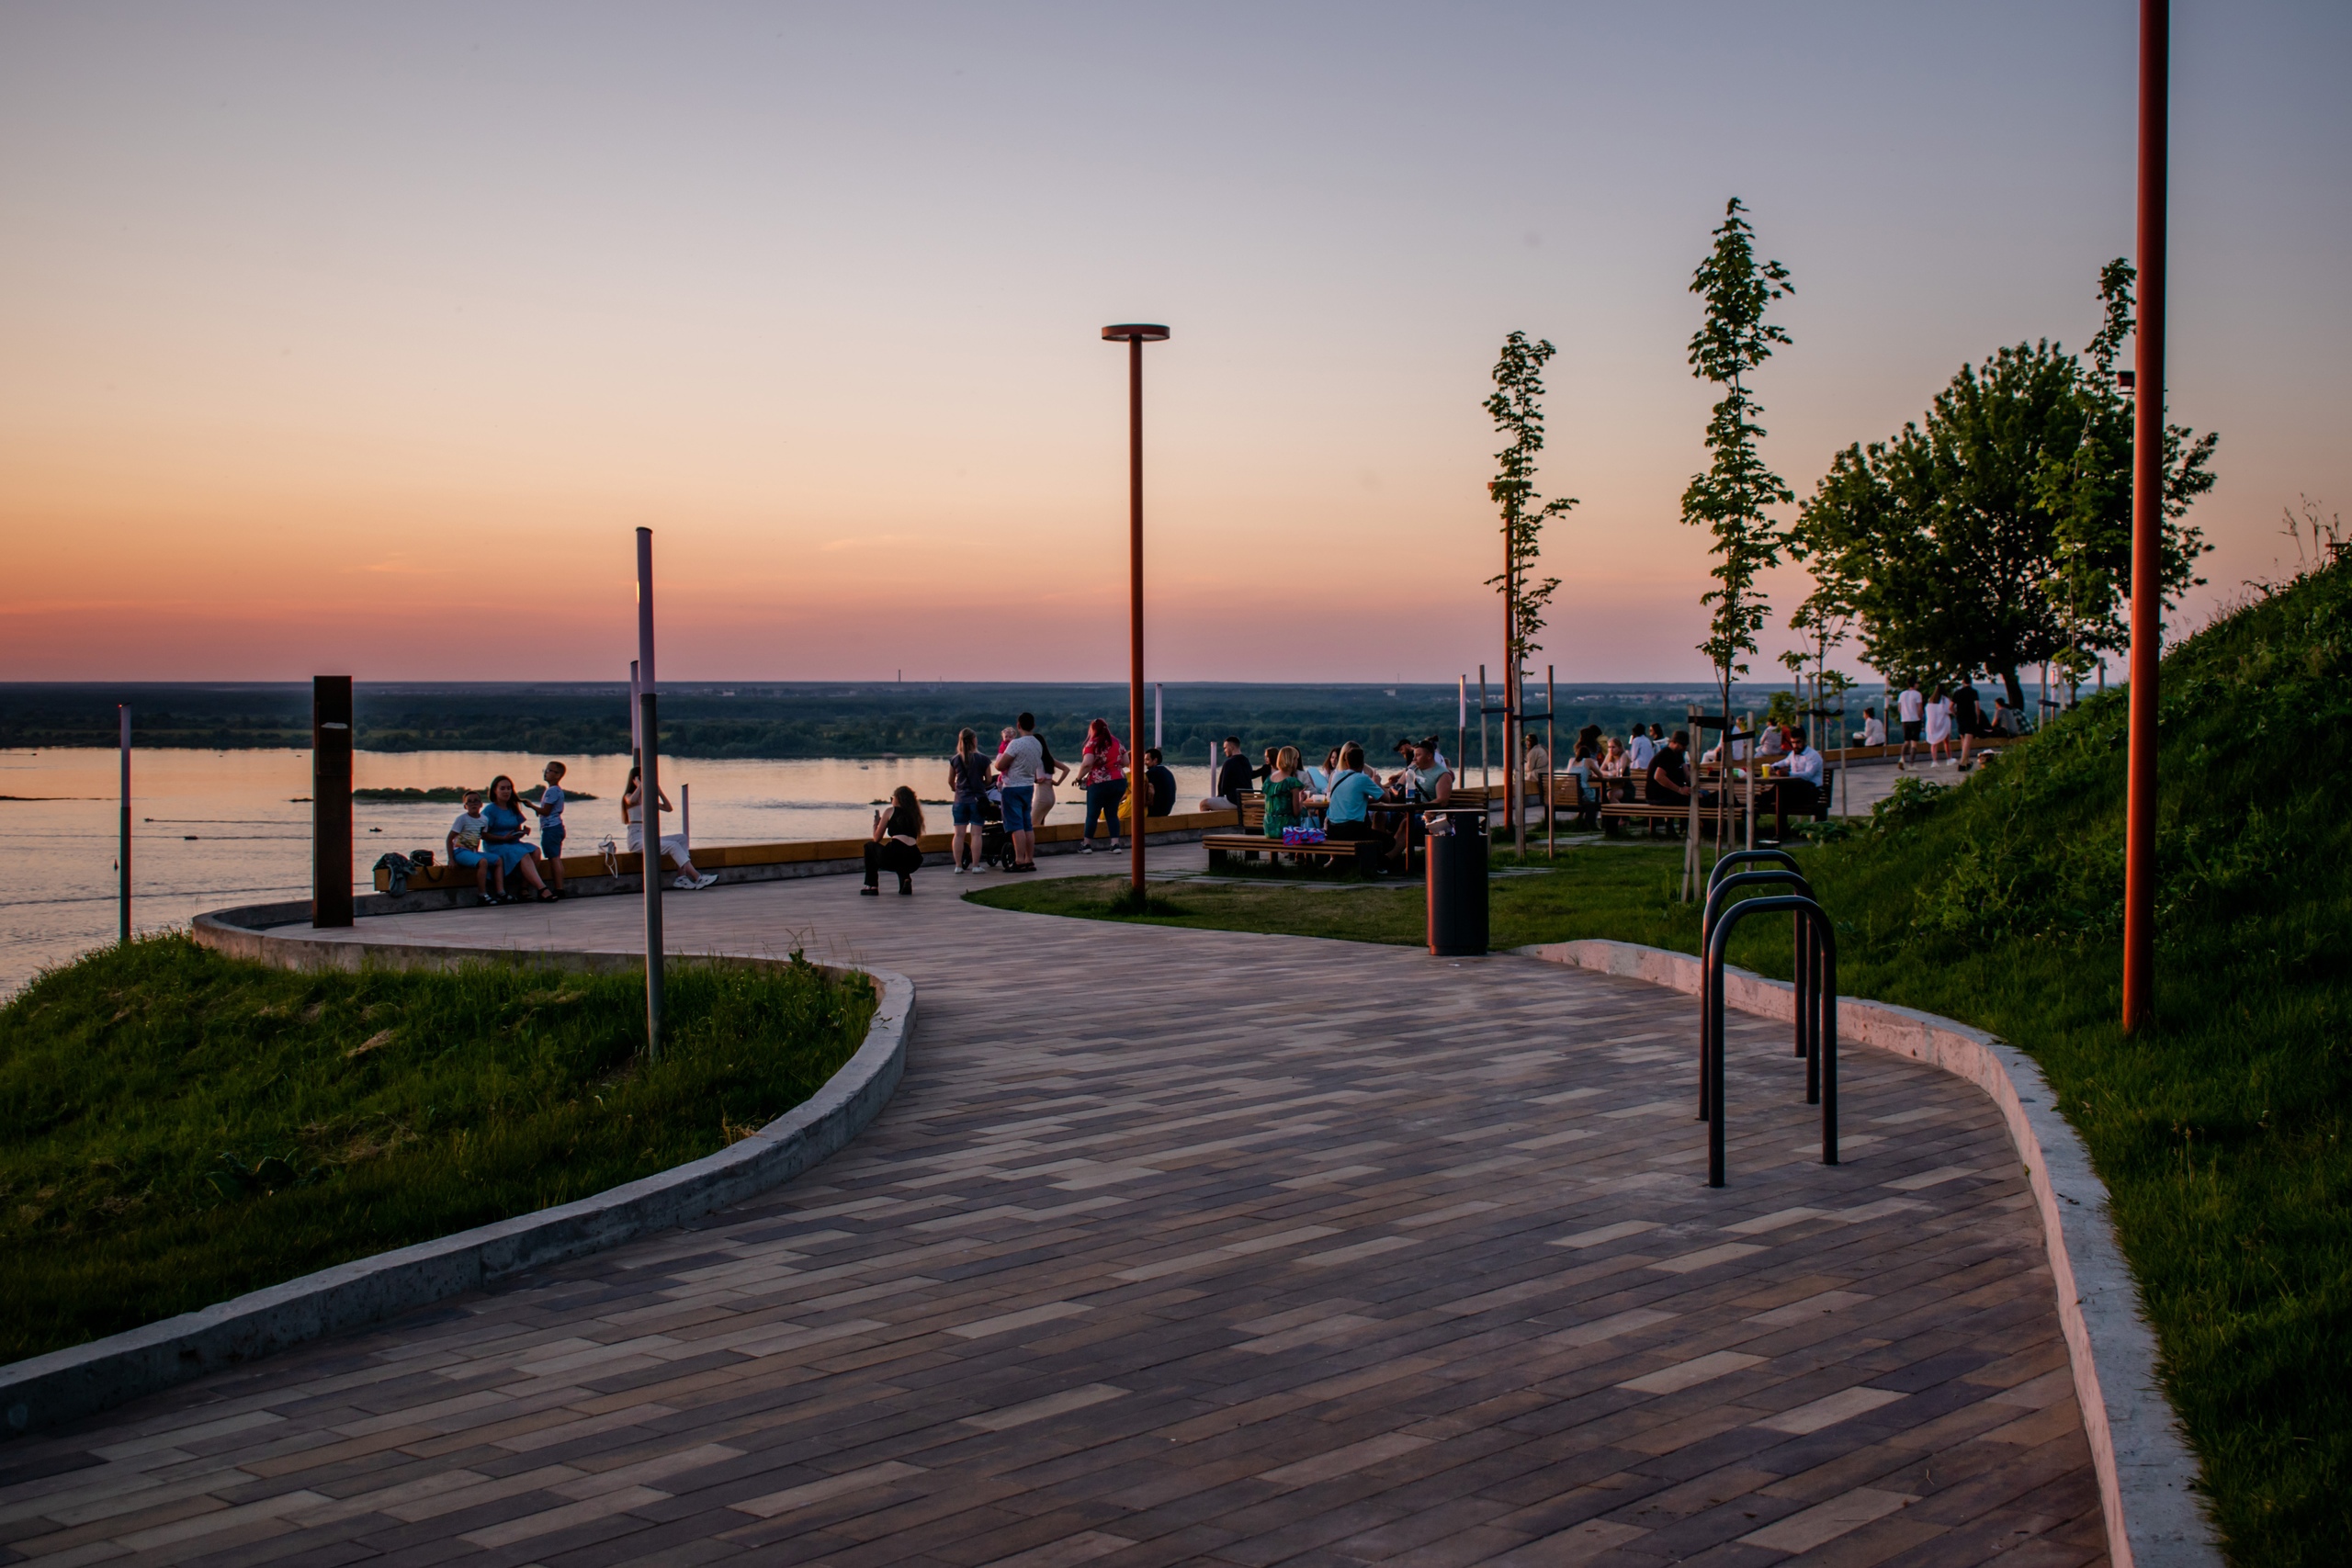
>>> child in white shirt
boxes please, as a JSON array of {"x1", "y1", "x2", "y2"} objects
[{"x1": 447, "y1": 790, "x2": 502, "y2": 904}]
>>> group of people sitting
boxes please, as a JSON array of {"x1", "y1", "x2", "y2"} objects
[
  {"x1": 445, "y1": 759, "x2": 717, "y2": 906},
  {"x1": 1207, "y1": 733, "x2": 1458, "y2": 867},
  {"x1": 1510, "y1": 717, "x2": 1828, "y2": 829}
]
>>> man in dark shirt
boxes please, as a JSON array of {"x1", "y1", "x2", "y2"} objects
[
  {"x1": 1647, "y1": 730, "x2": 1693, "y2": 801},
  {"x1": 1953, "y1": 682, "x2": 1984, "y2": 769},
  {"x1": 1142, "y1": 748, "x2": 1177, "y2": 819},
  {"x1": 1199, "y1": 736, "x2": 1254, "y2": 823}
]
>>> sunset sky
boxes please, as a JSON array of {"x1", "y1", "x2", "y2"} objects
[{"x1": 2, "y1": 2, "x2": 2346, "y2": 683}]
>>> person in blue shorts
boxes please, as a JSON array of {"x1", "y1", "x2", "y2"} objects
[
  {"x1": 482, "y1": 774, "x2": 555, "y2": 902},
  {"x1": 947, "y1": 729, "x2": 991, "y2": 873},
  {"x1": 523, "y1": 760, "x2": 570, "y2": 896}
]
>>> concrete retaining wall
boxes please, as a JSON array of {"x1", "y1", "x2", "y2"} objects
[
  {"x1": 0, "y1": 917, "x2": 912, "y2": 1440},
  {"x1": 1521, "y1": 938, "x2": 2218, "y2": 1568}
]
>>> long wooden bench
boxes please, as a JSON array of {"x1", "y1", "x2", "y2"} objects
[
  {"x1": 1202, "y1": 834, "x2": 1386, "y2": 873},
  {"x1": 1592, "y1": 770, "x2": 1838, "y2": 839}
]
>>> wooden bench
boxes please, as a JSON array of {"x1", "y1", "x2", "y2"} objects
[
  {"x1": 1593, "y1": 770, "x2": 1838, "y2": 840},
  {"x1": 1203, "y1": 833, "x2": 1387, "y2": 874},
  {"x1": 1219, "y1": 783, "x2": 1491, "y2": 834}
]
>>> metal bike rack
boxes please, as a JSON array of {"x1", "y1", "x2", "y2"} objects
[
  {"x1": 1702, "y1": 893, "x2": 1838, "y2": 1188},
  {"x1": 1697, "y1": 865, "x2": 1818, "y2": 1120},
  {"x1": 1706, "y1": 848, "x2": 1801, "y2": 895}
]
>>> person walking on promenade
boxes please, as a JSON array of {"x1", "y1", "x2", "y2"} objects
[
  {"x1": 862, "y1": 785, "x2": 925, "y2": 896},
  {"x1": 1075, "y1": 718, "x2": 1127, "y2": 854},
  {"x1": 1897, "y1": 680, "x2": 1926, "y2": 769},
  {"x1": 991, "y1": 712, "x2": 1046, "y2": 872},
  {"x1": 947, "y1": 728, "x2": 991, "y2": 874},
  {"x1": 521, "y1": 760, "x2": 570, "y2": 896},
  {"x1": 1925, "y1": 685, "x2": 1955, "y2": 768},
  {"x1": 624, "y1": 764, "x2": 717, "y2": 889},
  {"x1": 482, "y1": 774, "x2": 556, "y2": 902}
]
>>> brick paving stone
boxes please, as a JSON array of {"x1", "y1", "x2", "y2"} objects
[{"x1": 0, "y1": 850, "x2": 2105, "y2": 1564}]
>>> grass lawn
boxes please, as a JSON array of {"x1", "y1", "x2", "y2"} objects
[
  {"x1": 0, "y1": 935, "x2": 874, "y2": 1364},
  {"x1": 968, "y1": 563, "x2": 2352, "y2": 1567}
]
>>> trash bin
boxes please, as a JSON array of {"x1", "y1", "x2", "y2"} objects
[{"x1": 1425, "y1": 808, "x2": 1488, "y2": 956}]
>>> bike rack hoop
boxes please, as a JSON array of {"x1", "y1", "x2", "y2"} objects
[{"x1": 1702, "y1": 893, "x2": 1838, "y2": 1189}]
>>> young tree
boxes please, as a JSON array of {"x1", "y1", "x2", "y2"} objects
[
  {"x1": 1682, "y1": 198, "x2": 1796, "y2": 736},
  {"x1": 1792, "y1": 260, "x2": 2216, "y2": 709},
  {"x1": 1486, "y1": 331, "x2": 1575, "y2": 848}
]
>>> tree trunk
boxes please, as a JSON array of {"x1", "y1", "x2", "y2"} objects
[{"x1": 1999, "y1": 667, "x2": 2025, "y2": 710}]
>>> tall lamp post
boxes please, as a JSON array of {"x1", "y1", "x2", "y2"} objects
[
  {"x1": 1102, "y1": 322, "x2": 1170, "y2": 898},
  {"x1": 2122, "y1": 0, "x2": 2167, "y2": 1033},
  {"x1": 636, "y1": 528, "x2": 664, "y2": 1059}
]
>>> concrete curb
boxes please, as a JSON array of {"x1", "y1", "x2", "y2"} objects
[
  {"x1": 1521, "y1": 938, "x2": 2218, "y2": 1568},
  {"x1": 0, "y1": 918, "x2": 912, "y2": 1442}
]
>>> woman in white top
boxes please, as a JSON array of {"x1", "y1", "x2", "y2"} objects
[
  {"x1": 1923, "y1": 687, "x2": 1955, "y2": 766},
  {"x1": 623, "y1": 765, "x2": 717, "y2": 889}
]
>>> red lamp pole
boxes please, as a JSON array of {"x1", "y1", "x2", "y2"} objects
[
  {"x1": 1102, "y1": 323, "x2": 1170, "y2": 897},
  {"x1": 2122, "y1": 0, "x2": 2167, "y2": 1033}
]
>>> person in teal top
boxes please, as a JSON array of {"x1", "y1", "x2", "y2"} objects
[
  {"x1": 1261, "y1": 746, "x2": 1308, "y2": 839},
  {"x1": 1325, "y1": 743, "x2": 1385, "y2": 829}
]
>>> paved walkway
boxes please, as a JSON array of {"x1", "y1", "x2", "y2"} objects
[{"x1": 1, "y1": 852, "x2": 2103, "y2": 1567}]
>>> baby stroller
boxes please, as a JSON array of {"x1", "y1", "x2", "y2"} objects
[{"x1": 976, "y1": 788, "x2": 1020, "y2": 872}]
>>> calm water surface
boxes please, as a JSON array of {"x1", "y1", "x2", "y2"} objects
[{"x1": 2, "y1": 749, "x2": 1214, "y2": 994}]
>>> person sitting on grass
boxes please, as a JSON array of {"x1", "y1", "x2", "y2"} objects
[
  {"x1": 447, "y1": 789, "x2": 503, "y2": 904},
  {"x1": 482, "y1": 774, "x2": 556, "y2": 903},
  {"x1": 623, "y1": 765, "x2": 718, "y2": 890},
  {"x1": 521, "y1": 760, "x2": 569, "y2": 897},
  {"x1": 1261, "y1": 747, "x2": 1308, "y2": 840},
  {"x1": 863, "y1": 785, "x2": 925, "y2": 897}
]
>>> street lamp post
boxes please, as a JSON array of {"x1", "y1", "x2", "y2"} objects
[
  {"x1": 636, "y1": 528, "x2": 664, "y2": 1059},
  {"x1": 1102, "y1": 322, "x2": 1170, "y2": 898},
  {"x1": 2122, "y1": 0, "x2": 2167, "y2": 1033}
]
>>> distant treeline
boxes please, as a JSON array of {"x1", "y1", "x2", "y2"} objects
[{"x1": 2, "y1": 681, "x2": 1861, "y2": 763}]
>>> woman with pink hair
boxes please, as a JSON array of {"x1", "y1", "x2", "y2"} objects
[{"x1": 1075, "y1": 717, "x2": 1128, "y2": 853}]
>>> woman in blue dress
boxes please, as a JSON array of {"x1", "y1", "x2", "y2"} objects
[{"x1": 482, "y1": 774, "x2": 556, "y2": 902}]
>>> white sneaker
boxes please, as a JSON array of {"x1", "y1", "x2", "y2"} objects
[
  {"x1": 1077, "y1": 844, "x2": 1091, "y2": 853},
  {"x1": 674, "y1": 874, "x2": 697, "y2": 890},
  {"x1": 694, "y1": 873, "x2": 718, "y2": 889}
]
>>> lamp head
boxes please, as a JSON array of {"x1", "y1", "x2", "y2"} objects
[{"x1": 1101, "y1": 323, "x2": 1170, "y2": 343}]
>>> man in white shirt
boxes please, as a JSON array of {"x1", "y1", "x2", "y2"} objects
[
  {"x1": 1627, "y1": 728, "x2": 1657, "y2": 773},
  {"x1": 990, "y1": 711, "x2": 1046, "y2": 871},
  {"x1": 1781, "y1": 728, "x2": 1826, "y2": 816},
  {"x1": 1896, "y1": 682, "x2": 1926, "y2": 770},
  {"x1": 1861, "y1": 706, "x2": 1886, "y2": 748}
]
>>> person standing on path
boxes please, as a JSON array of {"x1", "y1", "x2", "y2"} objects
[
  {"x1": 862, "y1": 785, "x2": 925, "y2": 896},
  {"x1": 990, "y1": 713, "x2": 1046, "y2": 872},
  {"x1": 1925, "y1": 685, "x2": 1955, "y2": 768},
  {"x1": 947, "y1": 729, "x2": 991, "y2": 874},
  {"x1": 1075, "y1": 718, "x2": 1127, "y2": 854},
  {"x1": 1897, "y1": 681, "x2": 1926, "y2": 769}
]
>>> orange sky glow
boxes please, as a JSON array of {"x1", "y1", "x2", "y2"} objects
[{"x1": 3, "y1": 4, "x2": 2345, "y2": 684}]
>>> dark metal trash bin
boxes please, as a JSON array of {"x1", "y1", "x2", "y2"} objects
[{"x1": 1425, "y1": 809, "x2": 1487, "y2": 956}]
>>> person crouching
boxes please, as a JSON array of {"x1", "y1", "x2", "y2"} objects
[{"x1": 864, "y1": 785, "x2": 925, "y2": 897}]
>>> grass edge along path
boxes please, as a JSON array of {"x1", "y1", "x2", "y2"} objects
[
  {"x1": 968, "y1": 560, "x2": 2352, "y2": 1568},
  {"x1": 0, "y1": 934, "x2": 874, "y2": 1364}
]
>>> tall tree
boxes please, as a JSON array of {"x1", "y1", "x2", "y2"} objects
[
  {"x1": 1486, "y1": 331, "x2": 1574, "y2": 848},
  {"x1": 1791, "y1": 260, "x2": 2216, "y2": 708},
  {"x1": 1682, "y1": 198, "x2": 1796, "y2": 731}
]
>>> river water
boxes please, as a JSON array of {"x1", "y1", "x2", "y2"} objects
[{"x1": 1, "y1": 749, "x2": 1215, "y2": 995}]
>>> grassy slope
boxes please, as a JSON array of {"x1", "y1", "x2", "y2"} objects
[
  {"x1": 0, "y1": 938, "x2": 873, "y2": 1362},
  {"x1": 969, "y1": 560, "x2": 2352, "y2": 1566}
]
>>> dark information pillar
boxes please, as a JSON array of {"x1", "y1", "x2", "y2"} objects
[{"x1": 312, "y1": 675, "x2": 354, "y2": 928}]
